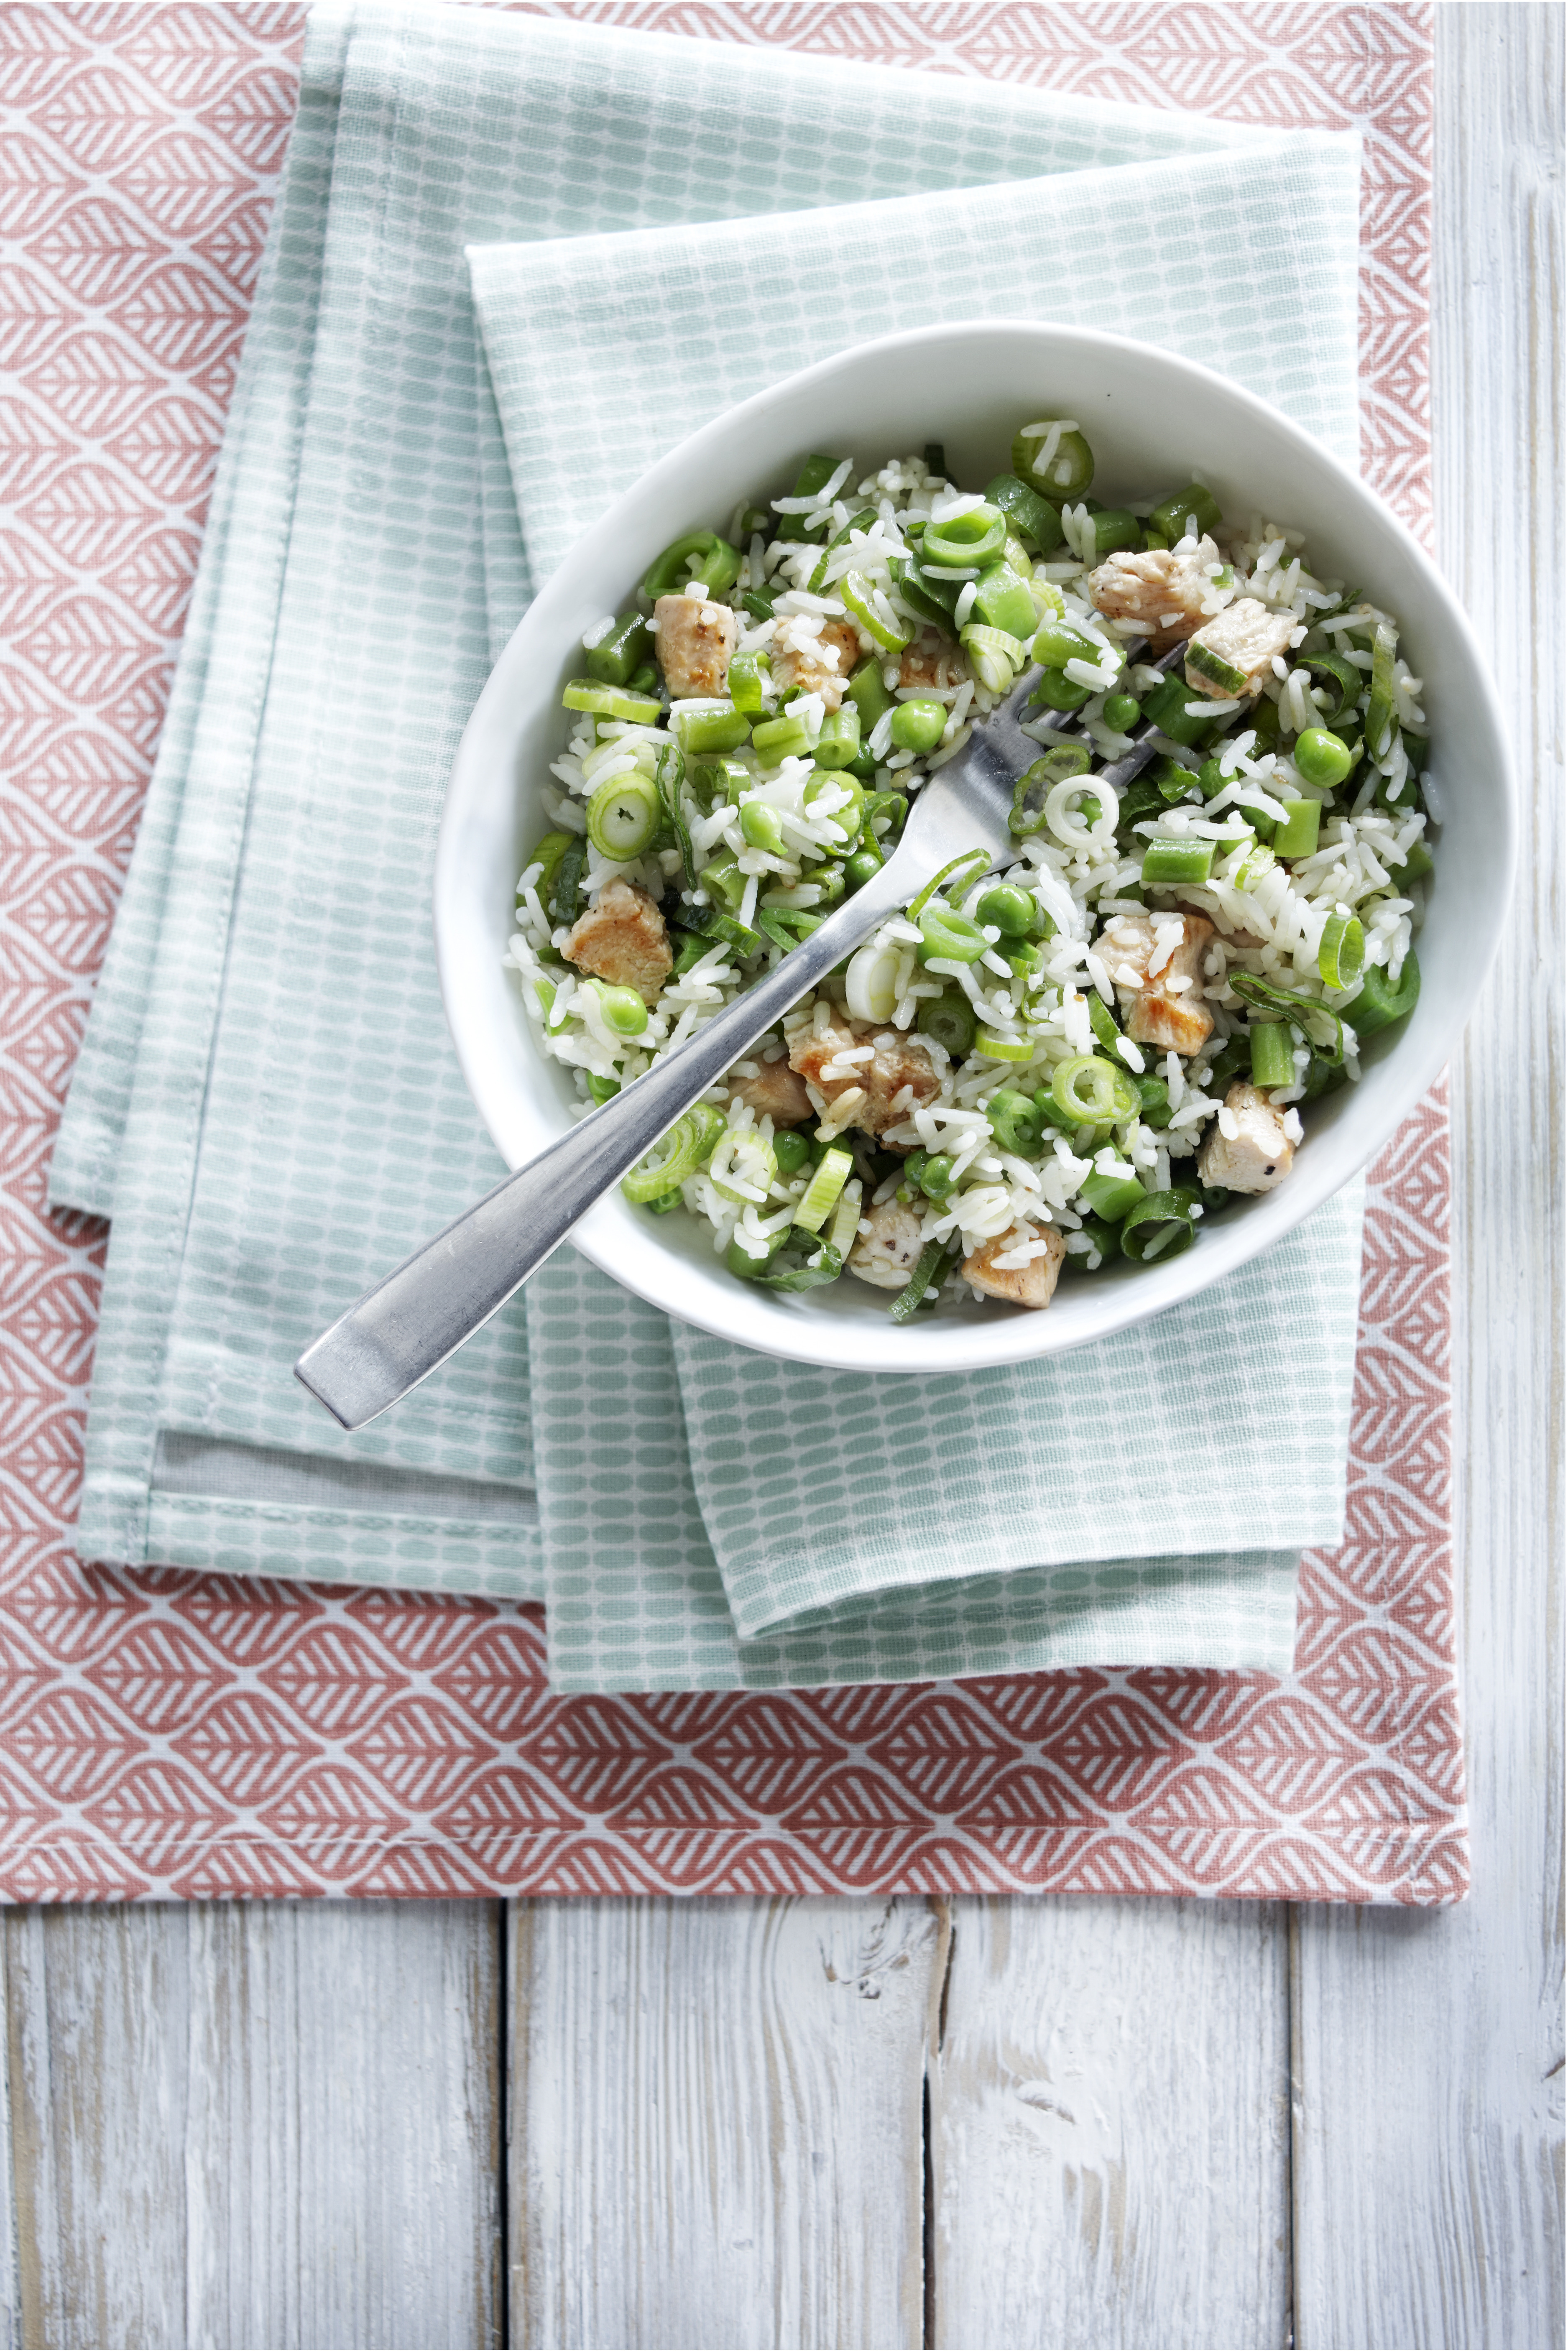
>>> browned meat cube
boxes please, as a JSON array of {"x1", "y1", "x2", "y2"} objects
[
  {"x1": 769, "y1": 615, "x2": 862, "y2": 710},
  {"x1": 787, "y1": 1014, "x2": 940, "y2": 1136},
  {"x1": 848, "y1": 1200, "x2": 926, "y2": 1291},
  {"x1": 1185, "y1": 597, "x2": 1297, "y2": 700},
  {"x1": 1100, "y1": 909, "x2": 1216, "y2": 1057},
  {"x1": 962, "y1": 1221, "x2": 1066, "y2": 1308},
  {"x1": 1198, "y1": 1080, "x2": 1296, "y2": 1193},
  {"x1": 726, "y1": 1058, "x2": 813, "y2": 1129},
  {"x1": 653, "y1": 594, "x2": 737, "y2": 699},
  {"x1": 562, "y1": 878, "x2": 672, "y2": 1006},
  {"x1": 1085, "y1": 534, "x2": 1223, "y2": 648}
]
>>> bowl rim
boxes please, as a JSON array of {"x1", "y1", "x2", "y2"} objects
[{"x1": 435, "y1": 317, "x2": 1515, "y2": 1373}]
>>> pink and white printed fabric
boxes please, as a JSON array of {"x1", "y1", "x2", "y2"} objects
[{"x1": 0, "y1": 2, "x2": 1463, "y2": 1904}]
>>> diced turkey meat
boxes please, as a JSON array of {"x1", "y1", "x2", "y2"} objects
[
  {"x1": 562, "y1": 879, "x2": 673, "y2": 1006},
  {"x1": 653, "y1": 594, "x2": 737, "y2": 699}
]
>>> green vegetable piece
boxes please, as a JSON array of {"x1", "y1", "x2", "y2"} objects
[
  {"x1": 740, "y1": 800, "x2": 785, "y2": 856},
  {"x1": 1139, "y1": 671, "x2": 1214, "y2": 748},
  {"x1": 523, "y1": 830, "x2": 573, "y2": 906},
  {"x1": 1052, "y1": 1053, "x2": 1138, "y2": 1126},
  {"x1": 670, "y1": 700, "x2": 751, "y2": 756},
  {"x1": 725, "y1": 1226, "x2": 790, "y2": 1280},
  {"x1": 641, "y1": 529, "x2": 741, "y2": 600},
  {"x1": 774, "y1": 1129, "x2": 813, "y2": 1177},
  {"x1": 924, "y1": 442, "x2": 947, "y2": 477},
  {"x1": 847, "y1": 656, "x2": 895, "y2": 733},
  {"x1": 793, "y1": 1144, "x2": 855, "y2": 1233},
  {"x1": 889, "y1": 1237, "x2": 947, "y2": 1323},
  {"x1": 562, "y1": 677, "x2": 662, "y2": 725},
  {"x1": 976, "y1": 883, "x2": 1036, "y2": 938},
  {"x1": 727, "y1": 648, "x2": 769, "y2": 714},
  {"x1": 1078, "y1": 1213, "x2": 1121, "y2": 1266},
  {"x1": 586, "y1": 770, "x2": 661, "y2": 859},
  {"x1": 889, "y1": 697, "x2": 947, "y2": 753},
  {"x1": 917, "y1": 991, "x2": 977, "y2": 1058},
  {"x1": 1295, "y1": 726, "x2": 1354, "y2": 788},
  {"x1": 1011, "y1": 421, "x2": 1094, "y2": 502},
  {"x1": 549, "y1": 835, "x2": 585, "y2": 928},
  {"x1": 971, "y1": 561, "x2": 1039, "y2": 640},
  {"x1": 1086, "y1": 992, "x2": 1124, "y2": 1058},
  {"x1": 751, "y1": 710, "x2": 817, "y2": 763},
  {"x1": 585, "y1": 611, "x2": 652, "y2": 687},
  {"x1": 1148, "y1": 483, "x2": 1222, "y2": 542},
  {"x1": 1249, "y1": 1021, "x2": 1295, "y2": 1090},
  {"x1": 1119, "y1": 1186, "x2": 1203, "y2": 1263},
  {"x1": 758, "y1": 1235, "x2": 845, "y2": 1293},
  {"x1": 1274, "y1": 798, "x2": 1323, "y2": 860},
  {"x1": 622, "y1": 1108, "x2": 722, "y2": 1202},
  {"x1": 1032, "y1": 614, "x2": 1101, "y2": 668},
  {"x1": 1364, "y1": 620, "x2": 1399, "y2": 758},
  {"x1": 886, "y1": 557, "x2": 957, "y2": 634},
  {"x1": 1299, "y1": 651, "x2": 1361, "y2": 722},
  {"x1": 987, "y1": 1088, "x2": 1046, "y2": 1157},
  {"x1": 1231, "y1": 971, "x2": 1346, "y2": 1062},
  {"x1": 805, "y1": 771, "x2": 864, "y2": 845},
  {"x1": 917, "y1": 905, "x2": 988, "y2": 966},
  {"x1": 597, "y1": 983, "x2": 648, "y2": 1038},
  {"x1": 1317, "y1": 911, "x2": 1366, "y2": 991},
  {"x1": 844, "y1": 848, "x2": 884, "y2": 892},
  {"x1": 1185, "y1": 639, "x2": 1248, "y2": 699},
  {"x1": 700, "y1": 857, "x2": 746, "y2": 914},
  {"x1": 1088, "y1": 508, "x2": 1141, "y2": 558},
  {"x1": 1134, "y1": 1073, "x2": 1172, "y2": 1129},
  {"x1": 983, "y1": 471, "x2": 1065, "y2": 553},
  {"x1": 1030, "y1": 668, "x2": 1094, "y2": 712},
  {"x1": 1080, "y1": 1168, "x2": 1146, "y2": 1223},
  {"x1": 585, "y1": 1073, "x2": 620, "y2": 1104},
  {"x1": 1388, "y1": 839, "x2": 1434, "y2": 887},
  {"x1": 655, "y1": 743, "x2": 697, "y2": 888},
  {"x1": 1346, "y1": 950, "x2": 1420, "y2": 1035},
  {"x1": 775, "y1": 454, "x2": 844, "y2": 543},
  {"x1": 812, "y1": 707, "x2": 861, "y2": 769},
  {"x1": 917, "y1": 1153, "x2": 957, "y2": 1202},
  {"x1": 1142, "y1": 839, "x2": 1214, "y2": 887},
  {"x1": 1103, "y1": 692, "x2": 1142, "y2": 732},
  {"x1": 922, "y1": 502, "x2": 1007, "y2": 569}
]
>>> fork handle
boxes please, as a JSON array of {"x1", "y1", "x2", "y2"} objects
[{"x1": 294, "y1": 857, "x2": 916, "y2": 1430}]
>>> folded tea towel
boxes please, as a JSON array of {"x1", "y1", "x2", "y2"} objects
[{"x1": 51, "y1": 0, "x2": 1365, "y2": 1689}]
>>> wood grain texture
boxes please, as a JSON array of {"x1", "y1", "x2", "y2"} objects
[
  {"x1": 928, "y1": 1897, "x2": 1290, "y2": 2349},
  {"x1": 506, "y1": 1895, "x2": 944, "y2": 2351},
  {"x1": 1, "y1": 1903, "x2": 502, "y2": 2351},
  {"x1": 1290, "y1": 9, "x2": 1565, "y2": 2350}
]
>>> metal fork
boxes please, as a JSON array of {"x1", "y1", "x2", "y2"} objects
[{"x1": 295, "y1": 639, "x2": 1193, "y2": 1429}]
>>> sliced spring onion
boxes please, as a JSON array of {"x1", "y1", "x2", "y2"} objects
[
  {"x1": 654, "y1": 743, "x2": 696, "y2": 888},
  {"x1": 752, "y1": 710, "x2": 817, "y2": 762},
  {"x1": 1142, "y1": 838, "x2": 1214, "y2": 887},
  {"x1": 708, "y1": 1128, "x2": 778, "y2": 1206},
  {"x1": 982, "y1": 470, "x2": 1065, "y2": 554},
  {"x1": 918, "y1": 906, "x2": 988, "y2": 966},
  {"x1": 1119, "y1": 1186, "x2": 1202, "y2": 1263},
  {"x1": 1249, "y1": 1020, "x2": 1295, "y2": 1090},
  {"x1": 641, "y1": 528, "x2": 741, "y2": 599},
  {"x1": 1087, "y1": 993, "x2": 1123, "y2": 1059},
  {"x1": 976, "y1": 1029, "x2": 1034, "y2": 1063},
  {"x1": 621, "y1": 1107, "x2": 722, "y2": 1202},
  {"x1": 1052, "y1": 1052, "x2": 1139, "y2": 1126},
  {"x1": 1231, "y1": 971, "x2": 1346, "y2": 1062},
  {"x1": 960, "y1": 622, "x2": 1027, "y2": 692},
  {"x1": 586, "y1": 770, "x2": 661, "y2": 858},
  {"x1": 827, "y1": 1177, "x2": 864, "y2": 1260},
  {"x1": 845, "y1": 940, "x2": 902, "y2": 1023},
  {"x1": 670, "y1": 699, "x2": 751, "y2": 755},
  {"x1": 1011, "y1": 421, "x2": 1093, "y2": 500},
  {"x1": 908, "y1": 847, "x2": 991, "y2": 923},
  {"x1": 917, "y1": 991, "x2": 977, "y2": 1057},
  {"x1": 562, "y1": 677, "x2": 662, "y2": 725},
  {"x1": 922, "y1": 503, "x2": 1006, "y2": 569},
  {"x1": 1010, "y1": 745, "x2": 1091, "y2": 839},
  {"x1": 807, "y1": 505, "x2": 877, "y2": 595},
  {"x1": 1147, "y1": 482, "x2": 1221, "y2": 541},
  {"x1": 1317, "y1": 911, "x2": 1366, "y2": 991},
  {"x1": 1364, "y1": 619, "x2": 1399, "y2": 758},
  {"x1": 841, "y1": 568, "x2": 914, "y2": 651},
  {"x1": 549, "y1": 835, "x2": 585, "y2": 927},
  {"x1": 889, "y1": 1237, "x2": 946, "y2": 1322},
  {"x1": 727, "y1": 648, "x2": 769, "y2": 713},
  {"x1": 757, "y1": 1235, "x2": 843, "y2": 1292},
  {"x1": 793, "y1": 1145, "x2": 855, "y2": 1233}
]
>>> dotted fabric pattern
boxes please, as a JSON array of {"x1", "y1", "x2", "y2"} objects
[{"x1": 51, "y1": 0, "x2": 1366, "y2": 1653}]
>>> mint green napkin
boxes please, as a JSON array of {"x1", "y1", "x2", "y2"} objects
[
  {"x1": 470, "y1": 140, "x2": 1366, "y2": 1687},
  {"x1": 49, "y1": 0, "x2": 1365, "y2": 1691}
]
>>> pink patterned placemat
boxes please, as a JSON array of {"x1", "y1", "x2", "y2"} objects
[{"x1": 0, "y1": 1, "x2": 1463, "y2": 1904}]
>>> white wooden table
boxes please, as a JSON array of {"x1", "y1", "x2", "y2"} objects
[{"x1": 1, "y1": 11, "x2": 1559, "y2": 2345}]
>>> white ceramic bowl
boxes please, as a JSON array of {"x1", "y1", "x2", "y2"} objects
[{"x1": 435, "y1": 322, "x2": 1512, "y2": 1373}]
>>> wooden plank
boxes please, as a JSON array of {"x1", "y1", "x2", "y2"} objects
[
  {"x1": 1289, "y1": 8, "x2": 1565, "y2": 2349},
  {"x1": 928, "y1": 1897, "x2": 1290, "y2": 2348},
  {"x1": 507, "y1": 1894, "x2": 944, "y2": 2350},
  {"x1": 2, "y1": 1902, "x2": 503, "y2": 2350}
]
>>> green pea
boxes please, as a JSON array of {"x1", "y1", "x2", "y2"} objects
[
  {"x1": 597, "y1": 985, "x2": 648, "y2": 1038},
  {"x1": 740, "y1": 802, "x2": 784, "y2": 855},
  {"x1": 844, "y1": 848, "x2": 884, "y2": 892},
  {"x1": 889, "y1": 697, "x2": 947, "y2": 753},
  {"x1": 917, "y1": 992, "x2": 977, "y2": 1057},
  {"x1": 1133, "y1": 1074, "x2": 1172, "y2": 1129},
  {"x1": 975, "y1": 883, "x2": 1036, "y2": 939},
  {"x1": 918, "y1": 1153, "x2": 957, "y2": 1202},
  {"x1": 773, "y1": 1129, "x2": 813, "y2": 1176},
  {"x1": 1031, "y1": 669, "x2": 1093, "y2": 712},
  {"x1": 1294, "y1": 726, "x2": 1354, "y2": 788},
  {"x1": 725, "y1": 1230, "x2": 787, "y2": 1280},
  {"x1": 1103, "y1": 693, "x2": 1141, "y2": 732}
]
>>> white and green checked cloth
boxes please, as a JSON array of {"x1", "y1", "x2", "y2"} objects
[{"x1": 51, "y1": 0, "x2": 1366, "y2": 1693}]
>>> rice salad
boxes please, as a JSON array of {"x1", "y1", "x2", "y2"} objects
[{"x1": 505, "y1": 419, "x2": 1431, "y2": 1320}]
